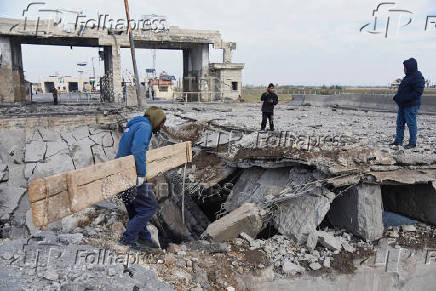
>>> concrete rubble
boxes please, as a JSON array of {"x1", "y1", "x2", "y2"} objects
[{"x1": 1, "y1": 102, "x2": 436, "y2": 290}]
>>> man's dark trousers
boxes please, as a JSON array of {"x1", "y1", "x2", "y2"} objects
[
  {"x1": 261, "y1": 112, "x2": 274, "y2": 131},
  {"x1": 123, "y1": 183, "x2": 158, "y2": 244},
  {"x1": 394, "y1": 105, "x2": 420, "y2": 145}
]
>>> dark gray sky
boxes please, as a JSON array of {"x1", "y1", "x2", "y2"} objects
[{"x1": 1, "y1": 0, "x2": 435, "y2": 86}]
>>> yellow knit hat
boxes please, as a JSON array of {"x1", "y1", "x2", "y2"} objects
[{"x1": 144, "y1": 106, "x2": 166, "y2": 130}]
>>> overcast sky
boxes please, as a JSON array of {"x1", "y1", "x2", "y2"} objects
[{"x1": 1, "y1": 0, "x2": 435, "y2": 86}]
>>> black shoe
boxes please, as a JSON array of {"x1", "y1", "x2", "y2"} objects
[
  {"x1": 137, "y1": 237, "x2": 160, "y2": 249},
  {"x1": 390, "y1": 142, "x2": 401, "y2": 146},
  {"x1": 404, "y1": 144, "x2": 416, "y2": 149},
  {"x1": 118, "y1": 238, "x2": 142, "y2": 250}
]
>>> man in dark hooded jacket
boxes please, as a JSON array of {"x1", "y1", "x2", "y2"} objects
[
  {"x1": 392, "y1": 58, "x2": 425, "y2": 149},
  {"x1": 116, "y1": 106, "x2": 166, "y2": 249}
]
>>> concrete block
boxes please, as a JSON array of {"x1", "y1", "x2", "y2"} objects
[
  {"x1": 204, "y1": 203, "x2": 266, "y2": 242},
  {"x1": 226, "y1": 167, "x2": 290, "y2": 212},
  {"x1": 328, "y1": 183, "x2": 384, "y2": 241},
  {"x1": 273, "y1": 194, "x2": 331, "y2": 244}
]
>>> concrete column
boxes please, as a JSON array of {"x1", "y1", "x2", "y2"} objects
[
  {"x1": 0, "y1": 36, "x2": 27, "y2": 102},
  {"x1": 182, "y1": 44, "x2": 209, "y2": 100},
  {"x1": 223, "y1": 48, "x2": 232, "y2": 64},
  {"x1": 103, "y1": 44, "x2": 122, "y2": 103},
  {"x1": 222, "y1": 42, "x2": 236, "y2": 63},
  {"x1": 328, "y1": 183, "x2": 384, "y2": 241},
  {"x1": 182, "y1": 49, "x2": 193, "y2": 93}
]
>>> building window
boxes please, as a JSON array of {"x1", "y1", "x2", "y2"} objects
[
  {"x1": 232, "y1": 82, "x2": 238, "y2": 91},
  {"x1": 159, "y1": 86, "x2": 169, "y2": 92}
]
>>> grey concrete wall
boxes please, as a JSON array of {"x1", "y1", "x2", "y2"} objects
[{"x1": 291, "y1": 94, "x2": 436, "y2": 114}]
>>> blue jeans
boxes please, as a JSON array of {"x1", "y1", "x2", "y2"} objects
[
  {"x1": 123, "y1": 183, "x2": 158, "y2": 244},
  {"x1": 394, "y1": 105, "x2": 420, "y2": 145}
]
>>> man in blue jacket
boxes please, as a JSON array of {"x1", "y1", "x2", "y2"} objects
[
  {"x1": 392, "y1": 58, "x2": 425, "y2": 149},
  {"x1": 116, "y1": 106, "x2": 166, "y2": 249}
]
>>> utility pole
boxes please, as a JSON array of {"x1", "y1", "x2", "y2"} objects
[
  {"x1": 123, "y1": 0, "x2": 143, "y2": 107},
  {"x1": 152, "y1": 49, "x2": 157, "y2": 77}
]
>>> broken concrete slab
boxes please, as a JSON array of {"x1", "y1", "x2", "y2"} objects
[
  {"x1": 31, "y1": 153, "x2": 75, "y2": 179},
  {"x1": 89, "y1": 131, "x2": 107, "y2": 145},
  {"x1": 25, "y1": 129, "x2": 43, "y2": 142},
  {"x1": 24, "y1": 162, "x2": 37, "y2": 179},
  {"x1": 6, "y1": 164, "x2": 26, "y2": 188},
  {"x1": 71, "y1": 137, "x2": 96, "y2": 169},
  {"x1": 91, "y1": 145, "x2": 108, "y2": 164},
  {"x1": 225, "y1": 167, "x2": 290, "y2": 212},
  {"x1": 38, "y1": 128, "x2": 60, "y2": 142},
  {"x1": 45, "y1": 140, "x2": 69, "y2": 158},
  {"x1": 0, "y1": 129, "x2": 25, "y2": 164},
  {"x1": 24, "y1": 140, "x2": 46, "y2": 162},
  {"x1": 72, "y1": 126, "x2": 91, "y2": 140},
  {"x1": 102, "y1": 132, "x2": 115, "y2": 147},
  {"x1": 328, "y1": 183, "x2": 384, "y2": 241},
  {"x1": 368, "y1": 169, "x2": 436, "y2": 185},
  {"x1": 272, "y1": 194, "x2": 331, "y2": 244},
  {"x1": 0, "y1": 185, "x2": 26, "y2": 220},
  {"x1": 203, "y1": 203, "x2": 266, "y2": 242},
  {"x1": 60, "y1": 131, "x2": 76, "y2": 145}
]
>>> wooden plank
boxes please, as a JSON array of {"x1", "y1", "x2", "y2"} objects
[
  {"x1": 70, "y1": 168, "x2": 137, "y2": 212},
  {"x1": 30, "y1": 141, "x2": 192, "y2": 227},
  {"x1": 28, "y1": 156, "x2": 135, "y2": 203},
  {"x1": 32, "y1": 191, "x2": 72, "y2": 227},
  {"x1": 73, "y1": 156, "x2": 136, "y2": 187},
  {"x1": 28, "y1": 172, "x2": 68, "y2": 203}
]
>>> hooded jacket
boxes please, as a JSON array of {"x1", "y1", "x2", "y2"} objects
[
  {"x1": 116, "y1": 107, "x2": 165, "y2": 178},
  {"x1": 261, "y1": 92, "x2": 278, "y2": 113},
  {"x1": 116, "y1": 116, "x2": 152, "y2": 177},
  {"x1": 394, "y1": 58, "x2": 425, "y2": 108}
]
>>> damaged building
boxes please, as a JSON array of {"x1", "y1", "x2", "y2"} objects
[{"x1": 0, "y1": 16, "x2": 244, "y2": 103}]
